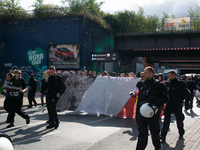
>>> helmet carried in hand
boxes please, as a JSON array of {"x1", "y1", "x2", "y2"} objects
[{"x1": 140, "y1": 102, "x2": 158, "y2": 118}]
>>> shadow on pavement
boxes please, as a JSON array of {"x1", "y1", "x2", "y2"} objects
[{"x1": 184, "y1": 109, "x2": 199, "y2": 118}]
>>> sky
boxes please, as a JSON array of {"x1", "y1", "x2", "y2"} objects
[{"x1": 19, "y1": 0, "x2": 200, "y2": 18}]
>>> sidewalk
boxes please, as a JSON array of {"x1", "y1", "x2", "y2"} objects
[{"x1": 0, "y1": 92, "x2": 42, "y2": 109}]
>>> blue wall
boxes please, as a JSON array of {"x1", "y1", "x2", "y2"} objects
[
  {"x1": 0, "y1": 16, "x2": 114, "y2": 82},
  {"x1": 0, "y1": 20, "x2": 5, "y2": 77}
]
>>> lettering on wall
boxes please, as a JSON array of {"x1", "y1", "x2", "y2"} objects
[{"x1": 26, "y1": 47, "x2": 45, "y2": 69}]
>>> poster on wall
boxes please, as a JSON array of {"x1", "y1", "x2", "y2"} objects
[{"x1": 48, "y1": 44, "x2": 80, "y2": 69}]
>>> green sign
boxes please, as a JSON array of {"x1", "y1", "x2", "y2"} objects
[{"x1": 26, "y1": 47, "x2": 45, "y2": 69}]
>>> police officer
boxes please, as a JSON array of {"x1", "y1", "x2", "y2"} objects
[
  {"x1": 41, "y1": 66, "x2": 66, "y2": 129},
  {"x1": 136, "y1": 67, "x2": 168, "y2": 150},
  {"x1": 185, "y1": 76, "x2": 196, "y2": 111},
  {"x1": 27, "y1": 74, "x2": 37, "y2": 108},
  {"x1": 161, "y1": 70, "x2": 190, "y2": 142}
]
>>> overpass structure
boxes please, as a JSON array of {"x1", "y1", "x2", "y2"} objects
[{"x1": 114, "y1": 31, "x2": 200, "y2": 73}]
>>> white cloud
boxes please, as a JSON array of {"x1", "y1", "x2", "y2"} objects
[{"x1": 97, "y1": 0, "x2": 200, "y2": 18}]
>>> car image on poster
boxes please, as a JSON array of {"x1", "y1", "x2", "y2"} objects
[{"x1": 48, "y1": 44, "x2": 80, "y2": 69}]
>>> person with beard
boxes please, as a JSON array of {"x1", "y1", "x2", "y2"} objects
[
  {"x1": 5, "y1": 70, "x2": 30, "y2": 128},
  {"x1": 135, "y1": 67, "x2": 168, "y2": 150},
  {"x1": 185, "y1": 76, "x2": 196, "y2": 111},
  {"x1": 27, "y1": 74, "x2": 37, "y2": 108},
  {"x1": 41, "y1": 66, "x2": 66, "y2": 129},
  {"x1": 161, "y1": 70, "x2": 190, "y2": 142}
]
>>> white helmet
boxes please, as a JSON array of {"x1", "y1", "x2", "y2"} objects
[
  {"x1": 0, "y1": 134, "x2": 14, "y2": 150},
  {"x1": 140, "y1": 103, "x2": 158, "y2": 118}
]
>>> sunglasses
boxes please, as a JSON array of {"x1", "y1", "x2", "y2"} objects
[{"x1": 17, "y1": 72, "x2": 22, "y2": 74}]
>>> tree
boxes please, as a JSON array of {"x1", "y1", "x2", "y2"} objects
[
  {"x1": 0, "y1": 0, "x2": 30, "y2": 20},
  {"x1": 188, "y1": 4, "x2": 200, "y2": 30},
  {"x1": 60, "y1": 0, "x2": 104, "y2": 16},
  {"x1": 33, "y1": 4, "x2": 64, "y2": 18},
  {"x1": 32, "y1": 0, "x2": 44, "y2": 8},
  {"x1": 85, "y1": 0, "x2": 104, "y2": 16}
]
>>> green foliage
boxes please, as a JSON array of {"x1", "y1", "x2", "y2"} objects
[
  {"x1": 33, "y1": 4, "x2": 65, "y2": 18},
  {"x1": 188, "y1": 4, "x2": 200, "y2": 30},
  {"x1": 0, "y1": 0, "x2": 30, "y2": 20},
  {"x1": 61, "y1": 0, "x2": 104, "y2": 16},
  {"x1": 103, "y1": 9, "x2": 160, "y2": 33}
]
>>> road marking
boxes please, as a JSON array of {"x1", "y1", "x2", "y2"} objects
[
  {"x1": 13, "y1": 131, "x2": 60, "y2": 145},
  {"x1": 90, "y1": 117, "x2": 111, "y2": 124}
]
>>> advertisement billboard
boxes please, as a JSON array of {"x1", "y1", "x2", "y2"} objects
[
  {"x1": 48, "y1": 44, "x2": 80, "y2": 69},
  {"x1": 165, "y1": 17, "x2": 190, "y2": 31}
]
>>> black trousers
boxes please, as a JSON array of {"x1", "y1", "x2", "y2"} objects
[
  {"x1": 47, "y1": 96, "x2": 59, "y2": 125},
  {"x1": 4, "y1": 97, "x2": 14, "y2": 123},
  {"x1": 28, "y1": 91, "x2": 37, "y2": 107},
  {"x1": 136, "y1": 110, "x2": 161, "y2": 150},
  {"x1": 7, "y1": 98, "x2": 29, "y2": 123},
  {"x1": 185, "y1": 93, "x2": 194, "y2": 110},
  {"x1": 161, "y1": 102, "x2": 185, "y2": 138}
]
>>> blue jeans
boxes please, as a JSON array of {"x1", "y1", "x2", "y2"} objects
[{"x1": 40, "y1": 93, "x2": 46, "y2": 107}]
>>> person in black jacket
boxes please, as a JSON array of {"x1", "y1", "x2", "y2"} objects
[
  {"x1": 27, "y1": 74, "x2": 37, "y2": 108},
  {"x1": 41, "y1": 66, "x2": 66, "y2": 129},
  {"x1": 161, "y1": 70, "x2": 190, "y2": 142},
  {"x1": 5, "y1": 70, "x2": 30, "y2": 128},
  {"x1": 185, "y1": 76, "x2": 196, "y2": 110},
  {"x1": 136, "y1": 67, "x2": 168, "y2": 150}
]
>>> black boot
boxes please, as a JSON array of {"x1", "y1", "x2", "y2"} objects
[
  {"x1": 46, "y1": 124, "x2": 55, "y2": 129},
  {"x1": 7, "y1": 123, "x2": 14, "y2": 128},
  {"x1": 55, "y1": 119, "x2": 60, "y2": 129},
  {"x1": 26, "y1": 116, "x2": 30, "y2": 125}
]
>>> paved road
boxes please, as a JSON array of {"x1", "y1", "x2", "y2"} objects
[{"x1": 0, "y1": 96, "x2": 200, "y2": 149}]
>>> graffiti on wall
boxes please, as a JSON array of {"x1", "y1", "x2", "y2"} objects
[
  {"x1": 7, "y1": 65, "x2": 47, "y2": 86},
  {"x1": 26, "y1": 47, "x2": 45, "y2": 69}
]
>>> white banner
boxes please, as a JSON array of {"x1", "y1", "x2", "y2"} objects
[{"x1": 75, "y1": 76, "x2": 139, "y2": 116}]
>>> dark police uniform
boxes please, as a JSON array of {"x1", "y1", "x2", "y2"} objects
[
  {"x1": 136, "y1": 78, "x2": 168, "y2": 150},
  {"x1": 41, "y1": 74, "x2": 66, "y2": 128},
  {"x1": 185, "y1": 79, "x2": 196, "y2": 110},
  {"x1": 161, "y1": 78, "x2": 190, "y2": 140},
  {"x1": 27, "y1": 77, "x2": 37, "y2": 108}
]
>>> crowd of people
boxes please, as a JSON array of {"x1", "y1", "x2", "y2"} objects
[
  {"x1": 134, "y1": 67, "x2": 200, "y2": 150},
  {"x1": 2, "y1": 66, "x2": 200, "y2": 149},
  {"x1": 2, "y1": 66, "x2": 66, "y2": 129}
]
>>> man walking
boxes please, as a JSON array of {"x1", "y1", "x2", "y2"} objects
[
  {"x1": 41, "y1": 66, "x2": 66, "y2": 129},
  {"x1": 136, "y1": 67, "x2": 168, "y2": 150},
  {"x1": 161, "y1": 70, "x2": 190, "y2": 142},
  {"x1": 5, "y1": 70, "x2": 30, "y2": 128},
  {"x1": 185, "y1": 76, "x2": 196, "y2": 111}
]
